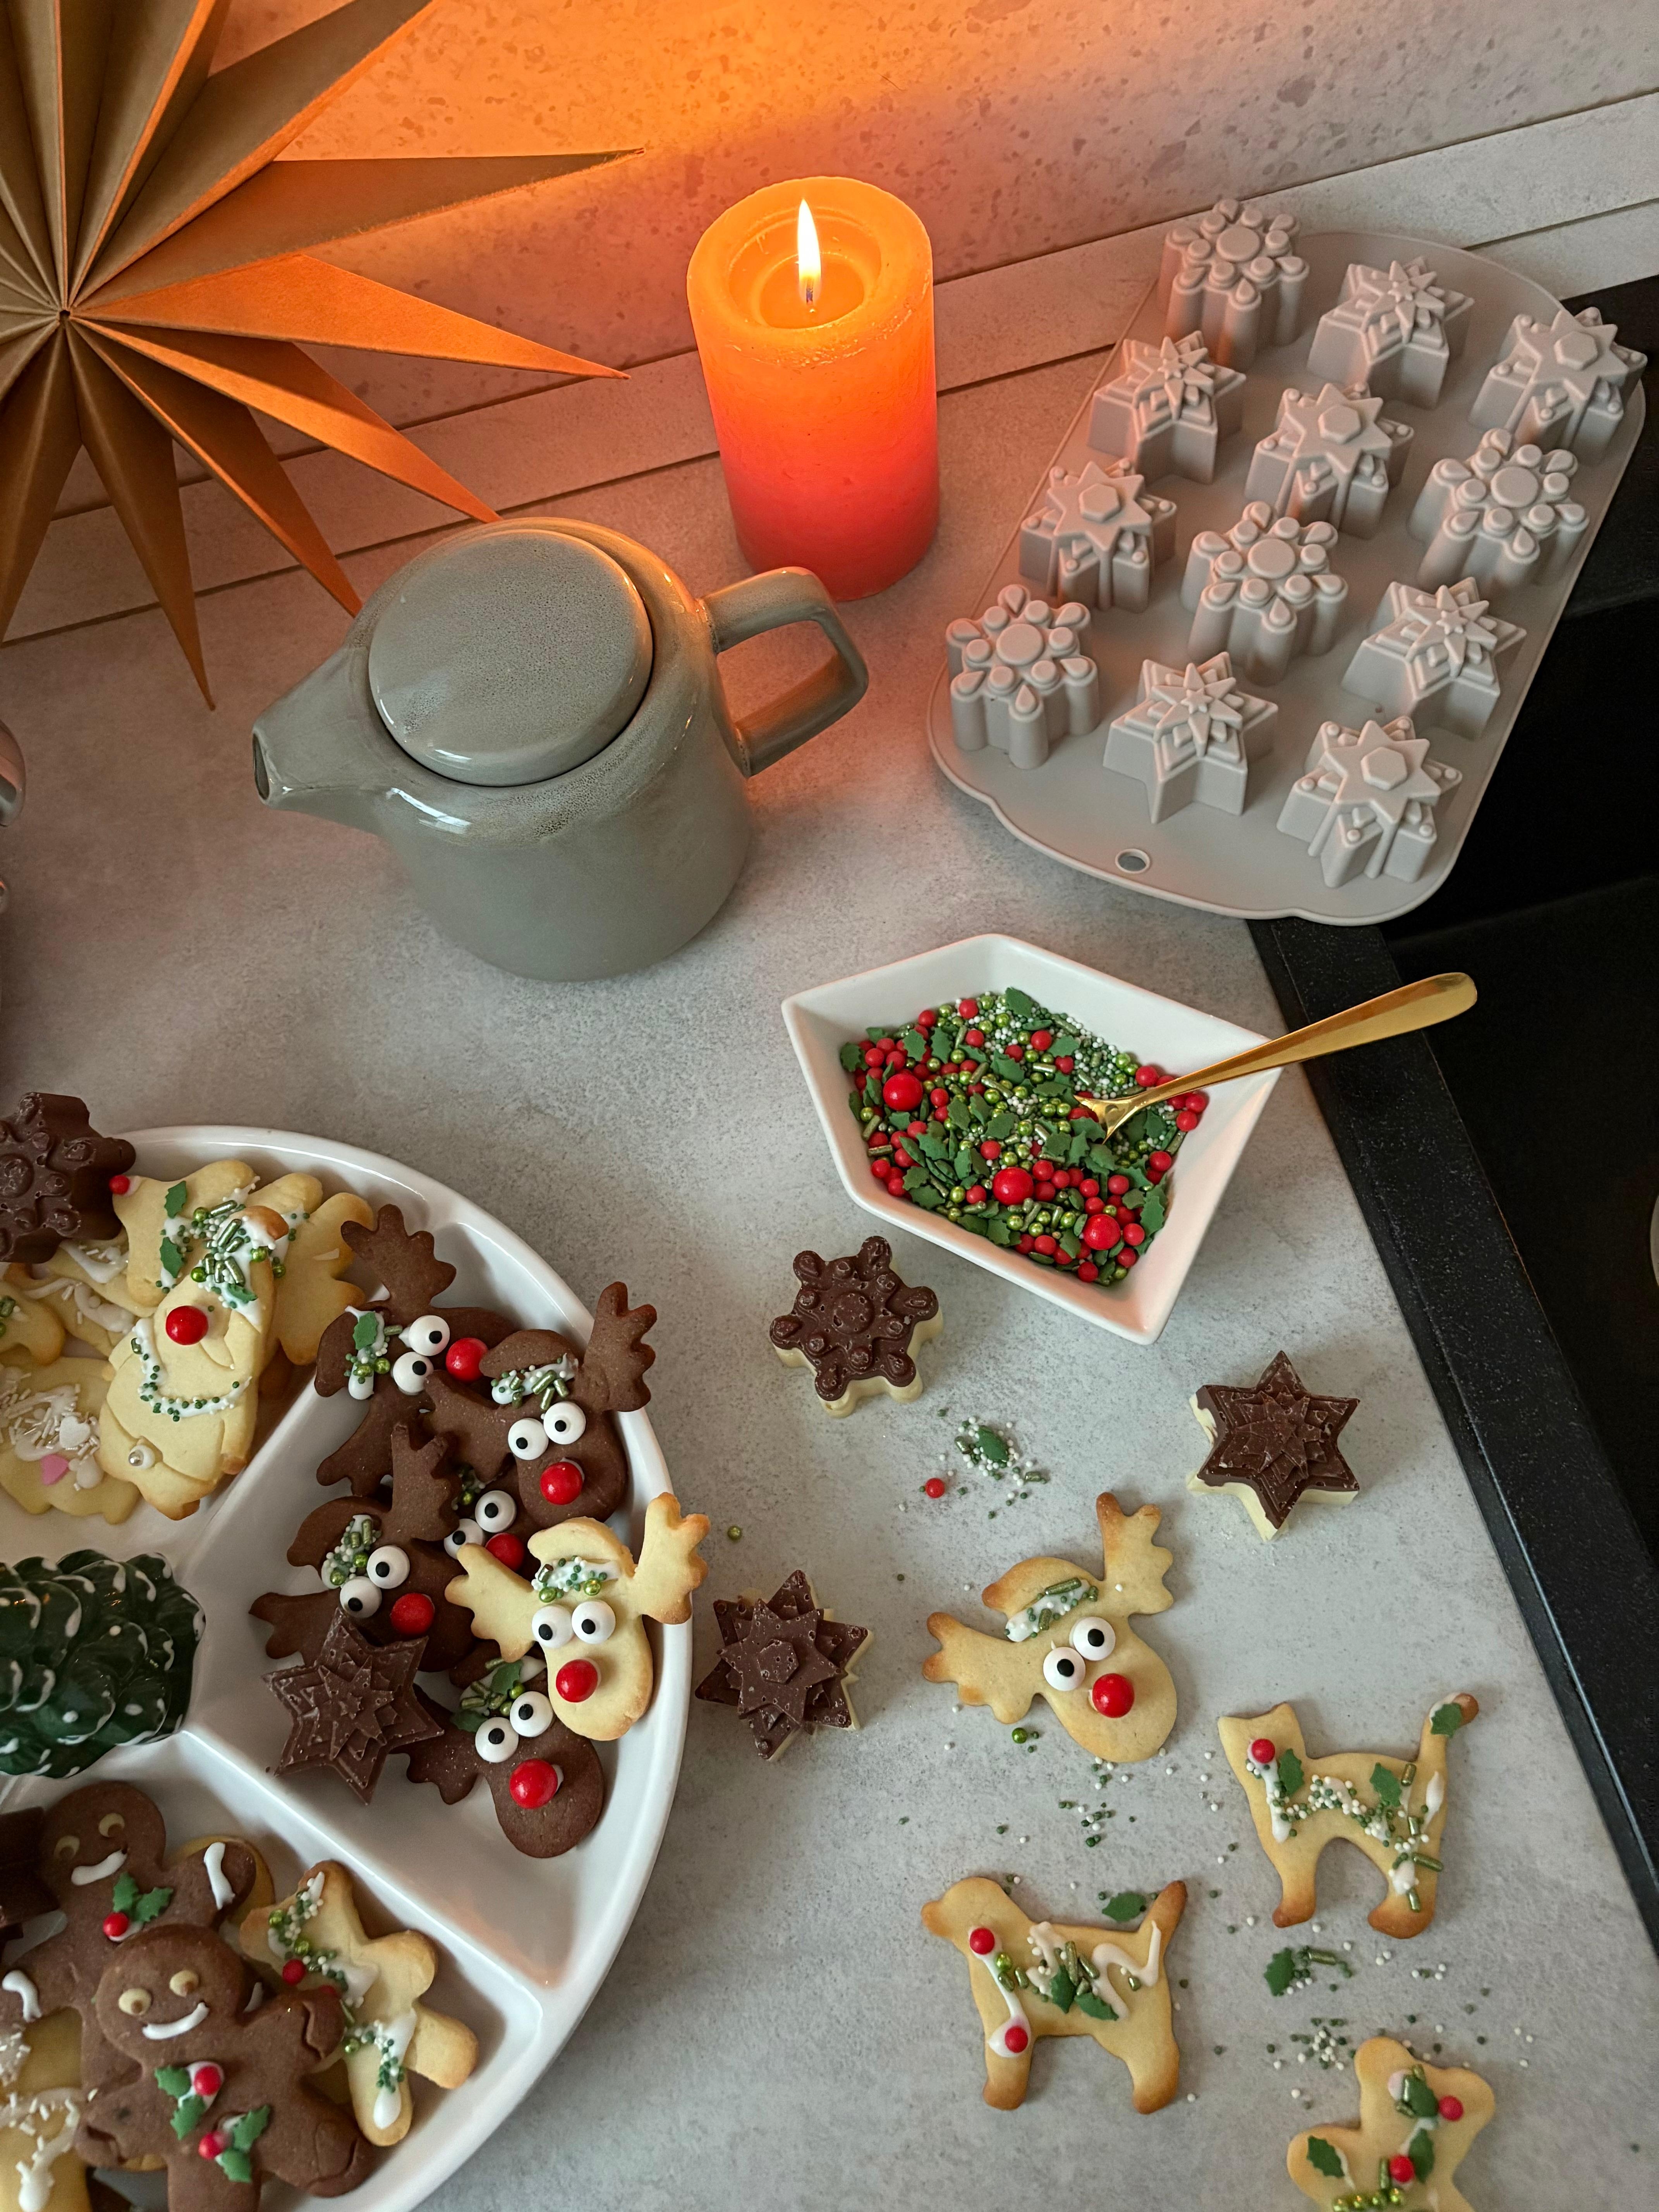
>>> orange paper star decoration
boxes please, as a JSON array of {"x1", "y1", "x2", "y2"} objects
[{"x1": 0, "y1": 0, "x2": 628, "y2": 699}]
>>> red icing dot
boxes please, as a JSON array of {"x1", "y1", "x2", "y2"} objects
[
  {"x1": 540, "y1": 1461, "x2": 584, "y2": 1506},
  {"x1": 1092, "y1": 1673, "x2": 1134, "y2": 1718},
  {"x1": 388, "y1": 1592, "x2": 435, "y2": 1637},
  {"x1": 881, "y1": 1072, "x2": 924, "y2": 1112},
  {"x1": 508, "y1": 1759, "x2": 562, "y2": 1808},
  {"x1": 198, "y1": 2131, "x2": 227, "y2": 2160},
  {"x1": 281, "y1": 1960, "x2": 305, "y2": 1985},
  {"x1": 1389, "y1": 2155, "x2": 1416, "y2": 2185},
  {"x1": 991, "y1": 1167, "x2": 1034, "y2": 1206},
  {"x1": 923, "y1": 1477, "x2": 946, "y2": 1499},
  {"x1": 486, "y1": 1533, "x2": 526, "y2": 1570},
  {"x1": 191, "y1": 2064, "x2": 223, "y2": 2099},
  {"x1": 1002, "y1": 2025, "x2": 1029, "y2": 2054},
  {"x1": 968, "y1": 1926, "x2": 996, "y2": 1955},
  {"x1": 1438, "y1": 2095, "x2": 1464, "y2": 2122},
  {"x1": 101, "y1": 1911, "x2": 129, "y2": 1941},
  {"x1": 555, "y1": 1658, "x2": 598, "y2": 1703},
  {"x1": 164, "y1": 1306, "x2": 210, "y2": 1346},
  {"x1": 108, "y1": 1174, "x2": 130, "y2": 1195},
  {"x1": 445, "y1": 1336, "x2": 487, "y2": 1381},
  {"x1": 1248, "y1": 1738, "x2": 1276, "y2": 1766}
]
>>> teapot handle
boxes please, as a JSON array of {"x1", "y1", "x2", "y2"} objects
[{"x1": 701, "y1": 568, "x2": 869, "y2": 776}]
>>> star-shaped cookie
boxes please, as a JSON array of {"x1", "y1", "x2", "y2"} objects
[
  {"x1": 266, "y1": 1612, "x2": 440, "y2": 1801},
  {"x1": 696, "y1": 1570, "x2": 868, "y2": 1759},
  {"x1": 1188, "y1": 1350, "x2": 1358, "y2": 1537}
]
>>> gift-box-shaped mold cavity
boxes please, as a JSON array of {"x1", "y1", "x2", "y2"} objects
[
  {"x1": 1088, "y1": 333, "x2": 1245, "y2": 483},
  {"x1": 1341, "y1": 578, "x2": 1525, "y2": 739},
  {"x1": 1245, "y1": 383, "x2": 1413, "y2": 539},
  {"x1": 1278, "y1": 716, "x2": 1462, "y2": 886},
  {"x1": 1020, "y1": 459, "x2": 1177, "y2": 611},
  {"x1": 1470, "y1": 305, "x2": 1646, "y2": 461},
  {"x1": 1306, "y1": 257, "x2": 1472, "y2": 408}
]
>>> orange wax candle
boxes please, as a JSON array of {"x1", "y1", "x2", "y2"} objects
[{"x1": 687, "y1": 176, "x2": 938, "y2": 599}]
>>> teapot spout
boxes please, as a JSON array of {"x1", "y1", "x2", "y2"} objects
[{"x1": 251, "y1": 641, "x2": 390, "y2": 831}]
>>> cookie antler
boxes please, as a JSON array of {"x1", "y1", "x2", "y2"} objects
[
  {"x1": 385, "y1": 1425, "x2": 458, "y2": 1546},
  {"x1": 572, "y1": 1283, "x2": 657, "y2": 1413},
  {"x1": 341, "y1": 1204, "x2": 455, "y2": 1322},
  {"x1": 630, "y1": 1492, "x2": 710, "y2": 1623},
  {"x1": 1096, "y1": 1494, "x2": 1174, "y2": 1616}
]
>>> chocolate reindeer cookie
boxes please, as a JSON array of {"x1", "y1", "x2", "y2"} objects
[
  {"x1": 313, "y1": 1206, "x2": 512, "y2": 1495},
  {"x1": 81, "y1": 1922, "x2": 371, "y2": 2207},
  {"x1": 401, "y1": 1662, "x2": 606, "y2": 1858}
]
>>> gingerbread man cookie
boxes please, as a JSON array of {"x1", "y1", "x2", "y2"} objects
[
  {"x1": 1219, "y1": 1694, "x2": 1478, "y2": 1936},
  {"x1": 1289, "y1": 2036, "x2": 1494, "y2": 2209},
  {"x1": 80, "y1": 1923, "x2": 371, "y2": 2206},
  {"x1": 922, "y1": 1876, "x2": 1186, "y2": 2112},
  {"x1": 240, "y1": 1862, "x2": 476, "y2": 2147},
  {"x1": 402, "y1": 1662, "x2": 606, "y2": 1857},
  {"x1": 923, "y1": 1494, "x2": 1177, "y2": 1762},
  {"x1": 444, "y1": 1493, "x2": 708, "y2": 1741}
]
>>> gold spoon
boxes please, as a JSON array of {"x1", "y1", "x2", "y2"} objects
[{"x1": 1074, "y1": 971, "x2": 1477, "y2": 1138}]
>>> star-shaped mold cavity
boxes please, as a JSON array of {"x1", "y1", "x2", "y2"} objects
[
  {"x1": 1410, "y1": 429, "x2": 1587, "y2": 598},
  {"x1": 1103, "y1": 653, "x2": 1277, "y2": 824},
  {"x1": 265, "y1": 1610, "x2": 440, "y2": 1802},
  {"x1": 1470, "y1": 304, "x2": 1646, "y2": 462},
  {"x1": 1341, "y1": 578, "x2": 1524, "y2": 739},
  {"x1": 1180, "y1": 505, "x2": 1348, "y2": 683},
  {"x1": 696, "y1": 1570, "x2": 869, "y2": 1760},
  {"x1": 1278, "y1": 717, "x2": 1461, "y2": 890},
  {"x1": 945, "y1": 585, "x2": 1101, "y2": 769},
  {"x1": 1158, "y1": 197, "x2": 1307, "y2": 367},
  {"x1": 1307, "y1": 258, "x2": 1472, "y2": 409},
  {"x1": 1245, "y1": 383, "x2": 1413, "y2": 539},
  {"x1": 1088, "y1": 333, "x2": 1246, "y2": 484},
  {"x1": 1188, "y1": 1350, "x2": 1359, "y2": 1536},
  {"x1": 769, "y1": 1238, "x2": 941, "y2": 1416},
  {"x1": 1018, "y1": 459, "x2": 1177, "y2": 613}
]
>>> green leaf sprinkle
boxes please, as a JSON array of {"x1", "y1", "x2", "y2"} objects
[
  {"x1": 1431, "y1": 1702, "x2": 1465, "y2": 1736},
  {"x1": 1047, "y1": 1967, "x2": 1076, "y2": 2013},
  {"x1": 975, "y1": 1425, "x2": 1009, "y2": 1467},
  {"x1": 230, "y1": 2108, "x2": 271, "y2": 2153},
  {"x1": 155, "y1": 2066, "x2": 190, "y2": 2097},
  {"x1": 902, "y1": 1029, "x2": 929, "y2": 1061},
  {"x1": 218, "y1": 2151, "x2": 253, "y2": 2185},
  {"x1": 1403, "y1": 2071, "x2": 1439, "y2": 2120},
  {"x1": 131, "y1": 1882, "x2": 172, "y2": 1925},
  {"x1": 158, "y1": 1237, "x2": 184, "y2": 1279},
  {"x1": 1305, "y1": 2136, "x2": 1345, "y2": 2180},
  {"x1": 838, "y1": 1040, "x2": 862, "y2": 1073},
  {"x1": 163, "y1": 1182, "x2": 189, "y2": 1217},
  {"x1": 352, "y1": 1312, "x2": 381, "y2": 1350},
  {"x1": 112, "y1": 1872, "x2": 138, "y2": 1914},
  {"x1": 1140, "y1": 1187, "x2": 1167, "y2": 1234},
  {"x1": 1102, "y1": 1891, "x2": 1146, "y2": 1922},
  {"x1": 1264, "y1": 1949, "x2": 1298, "y2": 1997},
  {"x1": 1004, "y1": 987, "x2": 1035, "y2": 1017},
  {"x1": 1370, "y1": 1763, "x2": 1403, "y2": 1809},
  {"x1": 1408, "y1": 2129, "x2": 1436, "y2": 2179},
  {"x1": 1276, "y1": 1748, "x2": 1305, "y2": 1796},
  {"x1": 1074, "y1": 1990, "x2": 1117, "y2": 2021}
]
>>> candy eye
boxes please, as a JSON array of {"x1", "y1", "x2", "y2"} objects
[
  {"x1": 571, "y1": 1599, "x2": 614, "y2": 1645},
  {"x1": 391, "y1": 1351, "x2": 433, "y2": 1396},
  {"x1": 443, "y1": 1518, "x2": 482, "y2": 1559},
  {"x1": 475, "y1": 1718, "x2": 516, "y2": 1764},
  {"x1": 402, "y1": 1314, "x2": 450, "y2": 1357},
  {"x1": 1070, "y1": 1616, "x2": 1115, "y2": 1661},
  {"x1": 474, "y1": 1489, "x2": 516, "y2": 1534},
  {"x1": 508, "y1": 1691, "x2": 554, "y2": 1738},
  {"x1": 338, "y1": 1576, "x2": 380, "y2": 1618},
  {"x1": 1042, "y1": 1646, "x2": 1086, "y2": 1692},
  {"x1": 530, "y1": 1604, "x2": 573, "y2": 1650},
  {"x1": 507, "y1": 1417, "x2": 545, "y2": 1461},
  {"x1": 541, "y1": 1401, "x2": 587, "y2": 1448},
  {"x1": 366, "y1": 1546, "x2": 410, "y2": 1589}
]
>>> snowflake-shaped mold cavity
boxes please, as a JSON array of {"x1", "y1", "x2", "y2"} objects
[
  {"x1": 1088, "y1": 333, "x2": 1246, "y2": 484},
  {"x1": 1158, "y1": 197, "x2": 1308, "y2": 369},
  {"x1": 1277, "y1": 716, "x2": 1462, "y2": 888},
  {"x1": 1103, "y1": 653, "x2": 1277, "y2": 824},
  {"x1": 1470, "y1": 304, "x2": 1646, "y2": 463},
  {"x1": 1180, "y1": 505, "x2": 1349, "y2": 684},
  {"x1": 1245, "y1": 383, "x2": 1413, "y2": 538},
  {"x1": 1306, "y1": 258, "x2": 1472, "y2": 409},
  {"x1": 946, "y1": 587, "x2": 1102, "y2": 770},
  {"x1": 1409, "y1": 430, "x2": 1587, "y2": 597},
  {"x1": 1019, "y1": 459, "x2": 1176, "y2": 614},
  {"x1": 1340, "y1": 578, "x2": 1525, "y2": 739}
]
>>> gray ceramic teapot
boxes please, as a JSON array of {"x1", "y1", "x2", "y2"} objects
[{"x1": 251, "y1": 520, "x2": 868, "y2": 981}]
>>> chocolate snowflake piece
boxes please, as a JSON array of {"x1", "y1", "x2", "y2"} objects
[
  {"x1": 266, "y1": 1611, "x2": 440, "y2": 1801},
  {"x1": 1341, "y1": 577, "x2": 1524, "y2": 740},
  {"x1": 1245, "y1": 383, "x2": 1413, "y2": 540},
  {"x1": 1019, "y1": 459, "x2": 1176, "y2": 613},
  {"x1": 1470, "y1": 304, "x2": 1646, "y2": 462},
  {"x1": 1180, "y1": 505, "x2": 1348, "y2": 684},
  {"x1": 1089, "y1": 333, "x2": 1246, "y2": 484},
  {"x1": 945, "y1": 586, "x2": 1101, "y2": 770},
  {"x1": 1188, "y1": 1350, "x2": 1359, "y2": 1538},
  {"x1": 696, "y1": 1571, "x2": 869, "y2": 1760},
  {"x1": 1278, "y1": 716, "x2": 1461, "y2": 889},
  {"x1": 1159, "y1": 197, "x2": 1307, "y2": 368},
  {"x1": 769, "y1": 1237, "x2": 941, "y2": 1417},
  {"x1": 1103, "y1": 652, "x2": 1276, "y2": 824},
  {"x1": 0, "y1": 1094, "x2": 135, "y2": 1264},
  {"x1": 1306, "y1": 258, "x2": 1472, "y2": 408}
]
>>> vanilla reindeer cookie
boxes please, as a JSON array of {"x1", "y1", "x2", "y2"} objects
[
  {"x1": 0, "y1": 1358, "x2": 138, "y2": 1523},
  {"x1": 445, "y1": 1492, "x2": 709, "y2": 1741},
  {"x1": 270, "y1": 1192, "x2": 373, "y2": 1365},
  {"x1": 1290, "y1": 2035, "x2": 1493, "y2": 2209},
  {"x1": 0, "y1": 1267, "x2": 67, "y2": 1366},
  {"x1": 28, "y1": 1249, "x2": 140, "y2": 1358},
  {"x1": 241, "y1": 1861, "x2": 477, "y2": 2147},
  {"x1": 922, "y1": 1876, "x2": 1185, "y2": 2112},
  {"x1": 1220, "y1": 1693, "x2": 1477, "y2": 1936},
  {"x1": 923, "y1": 1494, "x2": 1177, "y2": 1762}
]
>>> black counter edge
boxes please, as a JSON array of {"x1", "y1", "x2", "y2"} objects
[{"x1": 1250, "y1": 916, "x2": 1659, "y2": 1950}]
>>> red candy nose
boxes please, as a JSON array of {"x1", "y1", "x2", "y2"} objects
[
  {"x1": 1002, "y1": 2025, "x2": 1029, "y2": 2054},
  {"x1": 445, "y1": 1337, "x2": 487, "y2": 1381},
  {"x1": 388, "y1": 1592, "x2": 435, "y2": 1637},
  {"x1": 509, "y1": 1759, "x2": 562, "y2": 1808},
  {"x1": 486, "y1": 1533, "x2": 526, "y2": 1570},
  {"x1": 1092, "y1": 1673, "x2": 1134, "y2": 1718},
  {"x1": 968, "y1": 1926, "x2": 996, "y2": 1955},
  {"x1": 554, "y1": 1659, "x2": 598, "y2": 1703},
  {"x1": 1249, "y1": 1737, "x2": 1276, "y2": 1766},
  {"x1": 165, "y1": 1306, "x2": 210, "y2": 1346},
  {"x1": 540, "y1": 1461, "x2": 584, "y2": 1506}
]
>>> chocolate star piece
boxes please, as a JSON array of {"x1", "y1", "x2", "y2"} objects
[
  {"x1": 266, "y1": 1611, "x2": 440, "y2": 1801},
  {"x1": 0, "y1": 1092, "x2": 135, "y2": 1264},
  {"x1": 1188, "y1": 1350, "x2": 1359, "y2": 1539},
  {"x1": 697, "y1": 1570, "x2": 869, "y2": 1760},
  {"x1": 769, "y1": 1237, "x2": 941, "y2": 1416}
]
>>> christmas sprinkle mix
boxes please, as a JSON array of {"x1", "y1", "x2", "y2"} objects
[{"x1": 842, "y1": 988, "x2": 1209, "y2": 1287}]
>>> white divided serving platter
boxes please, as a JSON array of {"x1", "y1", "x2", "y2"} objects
[{"x1": 0, "y1": 1127, "x2": 689, "y2": 2212}]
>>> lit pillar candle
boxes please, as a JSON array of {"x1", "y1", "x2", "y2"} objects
[{"x1": 687, "y1": 176, "x2": 938, "y2": 599}]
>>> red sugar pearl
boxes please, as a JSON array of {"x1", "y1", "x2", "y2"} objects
[
  {"x1": 1029, "y1": 1029, "x2": 1053, "y2": 1050},
  {"x1": 1249, "y1": 1738, "x2": 1276, "y2": 1766},
  {"x1": 863, "y1": 1046, "x2": 884, "y2": 1068},
  {"x1": 198, "y1": 2132, "x2": 228, "y2": 2160},
  {"x1": 555, "y1": 1658, "x2": 598, "y2": 1703},
  {"x1": 1438, "y1": 2095, "x2": 1464, "y2": 2122},
  {"x1": 1016, "y1": 1234, "x2": 1034, "y2": 1253},
  {"x1": 1175, "y1": 1110, "x2": 1200, "y2": 1132},
  {"x1": 1055, "y1": 1056, "x2": 1074, "y2": 1073},
  {"x1": 1148, "y1": 1150, "x2": 1173, "y2": 1172},
  {"x1": 1034, "y1": 1234, "x2": 1056, "y2": 1255},
  {"x1": 388, "y1": 1592, "x2": 435, "y2": 1637},
  {"x1": 923, "y1": 1477, "x2": 947, "y2": 1499},
  {"x1": 965, "y1": 1184, "x2": 987, "y2": 1205},
  {"x1": 1004, "y1": 1043, "x2": 1024, "y2": 1061},
  {"x1": 445, "y1": 1336, "x2": 487, "y2": 1381},
  {"x1": 1107, "y1": 1174, "x2": 1130, "y2": 1195},
  {"x1": 1134, "y1": 1064, "x2": 1162, "y2": 1088},
  {"x1": 917, "y1": 1008, "x2": 938, "y2": 1029},
  {"x1": 882, "y1": 1071, "x2": 924, "y2": 1112},
  {"x1": 1082, "y1": 1214, "x2": 1121, "y2": 1251},
  {"x1": 509, "y1": 1759, "x2": 562, "y2": 1808},
  {"x1": 992, "y1": 1167, "x2": 1034, "y2": 1205},
  {"x1": 1118, "y1": 1249, "x2": 1137, "y2": 1268},
  {"x1": 929, "y1": 1087, "x2": 949, "y2": 1108},
  {"x1": 108, "y1": 1174, "x2": 130, "y2": 1195},
  {"x1": 886, "y1": 1175, "x2": 905, "y2": 1197},
  {"x1": 1122, "y1": 1223, "x2": 1146, "y2": 1247},
  {"x1": 101, "y1": 1911, "x2": 129, "y2": 1941},
  {"x1": 486, "y1": 1533, "x2": 526, "y2": 1570},
  {"x1": 1080, "y1": 1178, "x2": 1099, "y2": 1196},
  {"x1": 541, "y1": 1461, "x2": 584, "y2": 1506},
  {"x1": 1092, "y1": 1673, "x2": 1134, "y2": 1717},
  {"x1": 1186, "y1": 1091, "x2": 1208, "y2": 1109},
  {"x1": 1389, "y1": 2156, "x2": 1416, "y2": 2186},
  {"x1": 870, "y1": 1161, "x2": 890, "y2": 1184},
  {"x1": 1036, "y1": 1181, "x2": 1056, "y2": 1202},
  {"x1": 963, "y1": 1027, "x2": 985, "y2": 1046},
  {"x1": 958, "y1": 998, "x2": 979, "y2": 1018},
  {"x1": 1077, "y1": 1262, "x2": 1099, "y2": 1281},
  {"x1": 1001, "y1": 2025, "x2": 1029, "y2": 2054},
  {"x1": 164, "y1": 1305, "x2": 210, "y2": 1346},
  {"x1": 979, "y1": 1139, "x2": 1002, "y2": 1161},
  {"x1": 968, "y1": 1925, "x2": 997, "y2": 1955},
  {"x1": 281, "y1": 1960, "x2": 305, "y2": 1985}
]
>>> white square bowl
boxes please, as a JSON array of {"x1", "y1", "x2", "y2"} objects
[{"x1": 781, "y1": 934, "x2": 1279, "y2": 1344}]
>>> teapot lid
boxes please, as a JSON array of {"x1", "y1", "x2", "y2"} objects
[{"x1": 368, "y1": 526, "x2": 653, "y2": 785}]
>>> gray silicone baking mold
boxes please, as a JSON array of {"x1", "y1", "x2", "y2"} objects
[{"x1": 927, "y1": 224, "x2": 1646, "y2": 924}]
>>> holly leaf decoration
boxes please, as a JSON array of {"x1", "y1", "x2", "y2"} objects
[
  {"x1": 1402, "y1": 2071, "x2": 1439, "y2": 2120},
  {"x1": 902, "y1": 1029, "x2": 929, "y2": 1062},
  {"x1": 1101, "y1": 1891, "x2": 1146, "y2": 1922},
  {"x1": 1305, "y1": 2137, "x2": 1345, "y2": 2180},
  {"x1": 986, "y1": 1220, "x2": 1013, "y2": 1248},
  {"x1": 1054, "y1": 1034, "x2": 1080, "y2": 1058},
  {"x1": 158, "y1": 1238, "x2": 184, "y2": 1279},
  {"x1": 1004, "y1": 988, "x2": 1035, "y2": 1017},
  {"x1": 1370, "y1": 1763, "x2": 1403, "y2": 1809},
  {"x1": 132, "y1": 1883, "x2": 173, "y2": 1925},
  {"x1": 111, "y1": 1871, "x2": 139, "y2": 1914},
  {"x1": 1431, "y1": 1702, "x2": 1465, "y2": 1736},
  {"x1": 1046, "y1": 1968, "x2": 1076, "y2": 2013},
  {"x1": 1276, "y1": 1747, "x2": 1305, "y2": 1796},
  {"x1": 232, "y1": 2108, "x2": 271, "y2": 2152},
  {"x1": 352, "y1": 1311, "x2": 382, "y2": 1351},
  {"x1": 155, "y1": 2066, "x2": 191, "y2": 2097},
  {"x1": 163, "y1": 1183, "x2": 189, "y2": 1218},
  {"x1": 1140, "y1": 1186, "x2": 1167, "y2": 1234},
  {"x1": 975, "y1": 1426, "x2": 1010, "y2": 1467},
  {"x1": 1074, "y1": 1989, "x2": 1117, "y2": 2021},
  {"x1": 838, "y1": 1041, "x2": 862, "y2": 1074},
  {"x1": 218, "y1": 2151, "x2": 254, "y2": 2184},
  {"x1": 1264, "y1": 1948, "x2": 1299, "y2": 1997},
  {"x1": 170, "y1": 2093, "x2": 208, "y2": 2140},
  {"x1": 1408, "y1": 2129, "x2": 1436, "y2": 2179}
]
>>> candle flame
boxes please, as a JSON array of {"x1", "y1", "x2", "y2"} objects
[{"x1": 796, "y1": 197, "x2": 821, "y2": 311}]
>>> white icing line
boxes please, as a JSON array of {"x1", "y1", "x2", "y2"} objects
[
  {"x1": 69, "y1": 1850, "x2": 125, "y2": 1886},
  {"x1": 141, "y1": 2001, "x2": 208, "y2": 2040}
]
